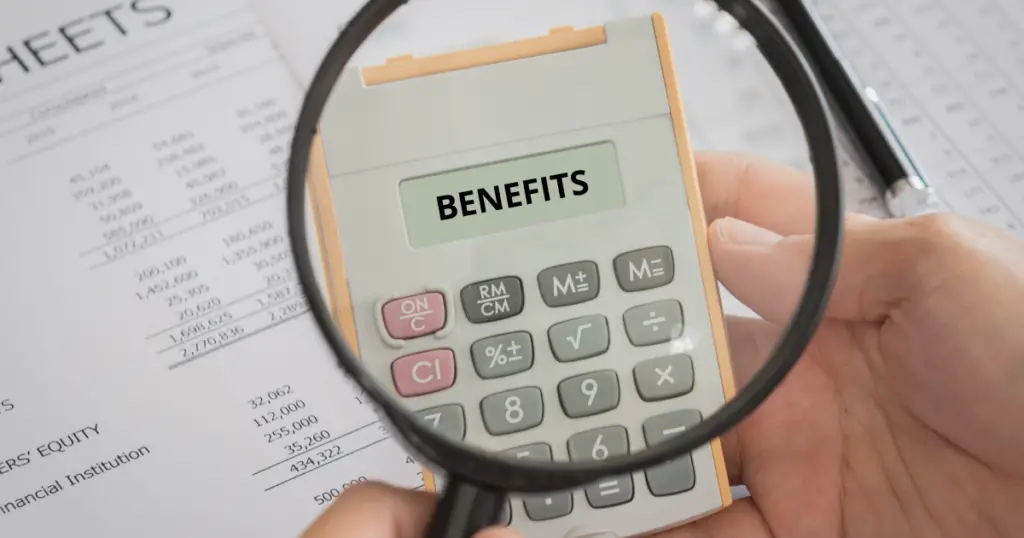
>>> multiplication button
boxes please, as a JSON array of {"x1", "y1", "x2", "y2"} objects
[
  {"x1": 633, "y1": 354, "x2": 694, "y2": 401},
  {"x1": 460, "y1": 276, "x2": 524, "y2": 323}
]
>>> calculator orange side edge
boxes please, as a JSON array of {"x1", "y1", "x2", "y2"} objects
[{"x1": 651, "y1": 13, "x2": 736, "y2": 509}]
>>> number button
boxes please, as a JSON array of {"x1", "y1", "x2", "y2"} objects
[
  {"x1": 470, "y1": 332, "x2": 533, "y2": 379},
  {"x1": 557, "y1": 370, "x2": 619, "y2": 418},
  {"x1": 502, "y1": 443, "x2": 573, "y2": 521},
  {"x1": 566, "y1": 426, "x2": 633, "y2": 508},
  {"x1": 642, "y1": 410, "x2": 702, "y2": 496},
  {"x1": 480, "y1": 387, "x2": 543, "y2": 435},
  {"x1": 623, "y1": 300, "x2": 684, "y2": 346},
  {"x1": 414, "y1": 404, "x2": 465, "y2": 441},
  {"x1": 633, "y1": 354, "x2": 694, "y2": 401},
  {"x1": 548, "y1": 314, "x2": 609, "y2": 362}
]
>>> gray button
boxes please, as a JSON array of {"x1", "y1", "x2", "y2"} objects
[
  {"x1": 480, "y1": 387, "x2": 543, "y2": 435},
  {"x1": 567, "y1": 426, "x2": 633, "y2": 508},
  {"x1": 614, "y1": 246, "x2": 674, "y2": 292},
  {"x1": 415, "y1": 404, "x2": 465, "y2": 441},
  {"x1": 502, "y1": 442, "x2": 552, "y2": 462},
  {"x1": 623, "y1": 300, "x2": 684, "y2": 346},
  {"x1": 498, "y1": 499, "x2": 512, "y2": 526},
  {"x1": 642, "y1": 410, "x2": 702, "y2": 496},
  {"x1": 461, "y1": 277, "x2": 524, "y2": 323},
  {"x1": 548, "y1": 315, "x2": 609, "y2": 362},
  {"x1": 633, "y1": 354, "x2": 694, "y2": 402},
  {"x1": 471, "y1": 332, "x2": 533, "y2": 379},
  {"x1": 538, "y1": 261, "x2": 599, "y2": 307},
  {"x1": 567, "y1": 426, "x2": 629, "y2": 462},
  {"x1": 558, "y1": 370, "x2": 620, "y2": 418},
  {"x1": 523, "y1": 492, "x2": 573, "y2": 521}
]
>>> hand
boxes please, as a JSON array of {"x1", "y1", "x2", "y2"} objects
[
  {"x1": 300, "y1": 482, "x2": 521, "y2": 538},
  {"x1": 664, "y1": 153, "x2": 1024, "y2": 537}
]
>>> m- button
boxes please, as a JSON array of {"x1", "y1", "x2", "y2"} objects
[
  {"x1": 613, "y1": 246, "x2": 674, "y2": 292},
  {"x1": 382, "y1": 292, "x2": 446, "y2": 339}
]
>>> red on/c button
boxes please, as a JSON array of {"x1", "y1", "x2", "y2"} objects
[
  {"x1": 382, "y1": 292, "x2": 446, "y2": 340},
  {"x1": 391, "y1": 349, "x2": 456, "y2": 397}
]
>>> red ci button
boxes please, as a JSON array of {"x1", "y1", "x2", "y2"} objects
[
  {"x1": 382, "y1": 292, "x2": 446, "y2": 340},
  {"x1": 391, "y1": 349, "x2": 456, "y2": 397}
]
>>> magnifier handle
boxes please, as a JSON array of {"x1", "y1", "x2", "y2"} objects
[{"x1": 425, "y1": 477, "x2": 506, "y2": 538}]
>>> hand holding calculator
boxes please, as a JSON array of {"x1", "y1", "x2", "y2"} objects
[{"x1": 305, "y1": 13, "x2": 738, "y2": 538}]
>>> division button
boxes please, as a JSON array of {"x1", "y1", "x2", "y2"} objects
[
  {"x1": 613, "y1": 246, "x2": 674, "y2": 292},
  {"x1": 381, "y1": 292, "x2": 446, "y2": 339},
  {"x1": 461, "y1": 276, "x2": 524, "y2": 323},
  {"x1": 391, "y1": 349, "x2": 456, "y2": 397},
  {"x1": 633, "y1": 354, "x2": 694, "y2": 402},
  {"x1": 623, "y1": 300, "x2": 684, "y2": 346},
  {"x1": 538, "y1": 261, "x2": 599, "y2": 307}
]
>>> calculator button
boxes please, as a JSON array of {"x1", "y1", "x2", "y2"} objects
[
  {"x1": 470, "y1": 331, "x2": 533, "y2": 379},
  {"x1": 390, "y1": 349, "x2": 456, "y2": 397},
  {"x1": 558, "y1": 370, "x2": 620, "y2": 418},
  {"x1": 480, "y1": 387, "x2": 543, "y2": 435},
  {"x1": 502, "y1": 443, "x2": 573, "y2": 521},
  {"x1": 498, "y1": 499, "x2": 512, "y2": 526},
  {"x1": 548, "y1": 315, "x2": 609, "y2": 362},
  {"x1": 503, "y1": 442, "x2": 552, "y2": 461},
  {"x1": 613, "y1": 246, "x2": 674, "y2": 292},
  {"x1": 642, "y1": 410, "x2": 702, "y2": 496},
  {"x1": 623, "y1": 300, "x2": 684, "y2": 346},
  {"x1": 537, "y1": 261, "x2": 599, "y2": 307},
  {"x1": 633, "y1": 354, "x2": 694, "y2": 401},
  {"x1": 381, "y1": 292, "x2": 446, "y2": 339},
  {"x1": 414, "y1": 404, "x2": 465, "y2": 441},
  {"x1": 567, "y1": 426, "x2": 633, "y2": 508},
  {"x1": 460, "y1": 277, "x2": 524, "y2": 323}
]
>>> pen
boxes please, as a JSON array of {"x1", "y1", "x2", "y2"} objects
[{"x1": 775, "y1": 0, "x2": 943, "y2": 218}]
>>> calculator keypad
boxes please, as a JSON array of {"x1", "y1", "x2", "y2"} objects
[
  {"x1": 480, "y1": 387, "x2": 544, "y2": 435},
  {"x1": 557, "y1": 370, "x2": 620, "y2": 418},
  {"x1": 382, "y1": 245, "x2": 711, "y2": 511},
  {"x1": 461, "y1": 276, "x2": 524, "y2": 323},
  {"x1": 471, "y1": 331, "x2": 534, "y2": 379},
  {"x1": 623, "y1": 299, "x2": 684, "y2": 346},
  {"x1": 633, "y1": 354, "x2": 694, "y2": 402},
  {"x1": 548, "y1": 314, "x2": 610, "y2": 362},
  {"x1": 390, "y1": 349, "x2": 455, "y2": 397},
  {"x1": 537, "y1": 260, "x2": 600, "y2": 307}
]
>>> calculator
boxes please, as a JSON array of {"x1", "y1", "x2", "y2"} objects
[{"x1": 307, "y1": 13, "x2": 737, "y2": 538}]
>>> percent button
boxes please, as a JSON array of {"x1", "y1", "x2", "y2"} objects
[{"x1": 470, "y1": 331, "x2": 534, "y2": 380}]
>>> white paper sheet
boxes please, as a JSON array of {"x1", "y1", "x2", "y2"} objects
[{"x1": 0, "y1": 0, "x2": 422, "y2": 535}]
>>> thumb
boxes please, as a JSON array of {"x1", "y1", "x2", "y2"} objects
[{"x1": 709, "y1": 213, "x2": 931, "y2": 324}]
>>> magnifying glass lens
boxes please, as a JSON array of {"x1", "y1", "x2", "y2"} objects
[{"x1": 289, "y1": 0, "x2": 838, "y2": 522}]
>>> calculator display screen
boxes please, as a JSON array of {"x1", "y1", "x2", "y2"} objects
[{"x1": 399, "y1": 142, "x2": 626, "y2": 247}]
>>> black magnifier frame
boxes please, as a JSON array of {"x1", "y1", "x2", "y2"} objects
[{"x1": 287, "y1": 0, "x2": 842, "y2": 520}]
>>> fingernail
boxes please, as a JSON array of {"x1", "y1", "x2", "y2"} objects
[{"x1": 719, "y1": 217, "x2": 782, "y2": 245}]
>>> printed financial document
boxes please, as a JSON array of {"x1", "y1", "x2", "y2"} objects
[{"x1": 0, "y1": 0, "x2": 422, "y2": 535}]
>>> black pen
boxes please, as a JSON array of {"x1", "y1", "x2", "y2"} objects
[{"x1": 775, "y1": 0, "x2": 942, "y2": 217}]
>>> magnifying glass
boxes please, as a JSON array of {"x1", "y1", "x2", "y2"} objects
[{"x1": 286, "y1": 1, "x2": 842, "y2": 537}]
